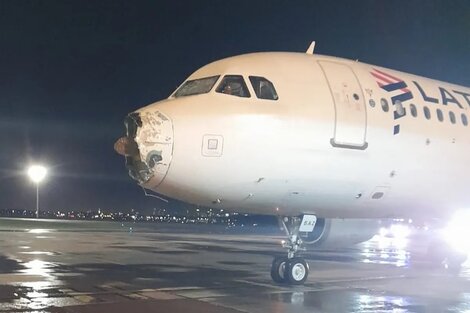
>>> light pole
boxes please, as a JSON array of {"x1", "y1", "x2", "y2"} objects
[{"x1": 27, "y1": 165, "x2": 47, "y2": 218}]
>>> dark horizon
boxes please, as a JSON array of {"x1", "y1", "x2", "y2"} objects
[{"x1": 1, "y1": 1, "x2": 469, "y2": 211}]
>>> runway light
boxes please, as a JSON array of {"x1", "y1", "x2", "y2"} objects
[
  {"x1": 389, "y1": 224, "x2": 410, "y2": 239},
  {"x1": 377, "y1": 224, "x2": 410, "y2": 240},
  {"x1": 443, "y1": 210, "x2": 470, "y2": 254},
  {"x1": 373, "y1": 224, "x2": 410, "y2": 252}
]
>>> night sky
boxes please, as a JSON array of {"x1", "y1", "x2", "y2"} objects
[{"x1": 1, "y1": 1, "x2": 469, "y2": 212}]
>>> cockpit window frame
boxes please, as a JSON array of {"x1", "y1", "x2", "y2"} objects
[
  {"x1": 248, "y1": 76, "x2": 279, "y2": 101},
  {"x1": 173, "y1": 75, "x2": 220, "y2": 98},
  {"x1": 215, "y1": 75, "x2": 251, "y2": 98}
]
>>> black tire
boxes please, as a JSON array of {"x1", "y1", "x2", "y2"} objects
[
  {"x1": 270, "y1": 256, "x2": 288, "y2": 284},
  {"x1": 286, "y1": 257, "x2": 309, "y2": 285}
]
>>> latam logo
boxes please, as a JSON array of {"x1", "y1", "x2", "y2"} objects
[{"x1": 370, "y1": 68, "x2": 414, "y2": 135}]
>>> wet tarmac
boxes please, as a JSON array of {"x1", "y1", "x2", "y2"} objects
[{"x1": 0, "y1": 218, "x2": 469, "y2": 312}]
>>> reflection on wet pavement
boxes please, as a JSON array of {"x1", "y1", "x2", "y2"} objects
[
  {"x1": 360, "y1": 235, "x2": 411, "y2": 267},
  {"x1": 0, "y1": 219, "x2": 469, "y2": 312}
]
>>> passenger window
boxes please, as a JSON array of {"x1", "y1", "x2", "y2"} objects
[
  {"x1": 369, "y1": 99, "x2": 376, "y2": 108},
  {"x1": 462, "y1": 114, "x2": 468, "y2": 126},
  {"x1": 249, "y1": 76, "x2": 278, "y2": 100},
  {"x1": 216, "y1": 75, "x2": 251, "y2": 98},
  {"x1": 436, "y1": 109, "x2": 444, "y2": 122},
  {"x1": 423, "y1": 106, "x2": 431, "y2": 120},
  {"x1": 410, "y1": 104, "x2": 418, "y2": 117},
  {"x1": 380, "y1": 98, "x2": 389, "y2": 112},
  {"x1": 449, "y1": 111, "x2": 456, "y2": 124}
]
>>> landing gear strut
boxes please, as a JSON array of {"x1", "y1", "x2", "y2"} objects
[{"x1": 271, "y1": 215, "x2": 314, "y2": 285}]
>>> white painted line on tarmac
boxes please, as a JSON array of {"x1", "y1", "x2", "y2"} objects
[
  {"x1": 155, "y1": 286, "x2": 204, "y2": 291},
  {"x1": 234, "y1": 279, "x2": 289, "y2": 290}
]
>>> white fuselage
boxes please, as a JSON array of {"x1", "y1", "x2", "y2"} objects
[{"x1": 129, "y1": 52, "x2": 470, "y2": 219}]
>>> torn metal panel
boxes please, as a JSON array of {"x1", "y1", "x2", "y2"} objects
[{"x1": 115, "y1": 110, "x2": 174, "y2": 187}]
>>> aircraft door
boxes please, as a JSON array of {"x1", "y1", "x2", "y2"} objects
[{"x1": 319, "y1": 61, "x2": 368, "y2": 150}]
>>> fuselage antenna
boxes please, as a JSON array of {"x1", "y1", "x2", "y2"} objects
[{"x1": 306, "y1": 41, "x2": 316, "y2": 54}]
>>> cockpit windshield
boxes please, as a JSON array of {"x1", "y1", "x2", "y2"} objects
[
  {"x1": 249, "y1": 76, "x2": 278, "y2": 100},
  {"x1": 216, "y1": 75, "x2": 251, "y2": 98},
  {"x1": 174, "y1": 75, "x2": 220, "y2": 98}
]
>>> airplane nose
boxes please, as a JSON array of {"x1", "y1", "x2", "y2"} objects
[{"x1": 114, "y1": 109, "x2": 174, "y2": 189}]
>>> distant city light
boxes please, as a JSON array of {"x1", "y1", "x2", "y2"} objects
[{"x1": 0, "y1": 204, "x2": 265, "y2": 228}]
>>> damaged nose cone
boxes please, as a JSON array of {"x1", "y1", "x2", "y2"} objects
[
  {"x1": 117, "y1": 110, "x2": 174, "y2": 188},
  {"x1": 114, "y1": 137, "x2": 139, "y2": 157}
]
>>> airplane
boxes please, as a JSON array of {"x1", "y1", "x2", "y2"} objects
[{"x1": 114, "y1": 42, "x2": 470, "y2": 285}]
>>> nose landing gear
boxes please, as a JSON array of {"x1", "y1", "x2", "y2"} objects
[{"x1": 271, "y1": 215, "x2": 316, "y2": 285}]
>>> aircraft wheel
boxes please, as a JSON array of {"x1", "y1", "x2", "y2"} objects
[
  {"x1": 286, "y1": 257, "x2": 309, "y2": 285},
  {"x1": 270, "y1": 256, "x2": 288, "y2": 284}
]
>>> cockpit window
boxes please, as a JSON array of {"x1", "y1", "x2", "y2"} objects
[
  {"x1": 174, "y1": 75, "x2": 219, "y2": 98},
  {"x1": 249, "y1": 76, "x2": 278, "y2": 100},
  {"x1": 216, "y1": 75, "x2": 251, "y2": 98}
]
